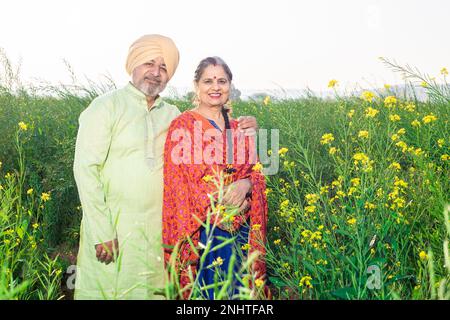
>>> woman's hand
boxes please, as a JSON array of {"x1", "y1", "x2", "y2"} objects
[
  {"x1": 237, "y1": 116, "x2": 258, "y2": 136},
  {"x1": 222, "y1": 178, "x2": 252, "y2": 208}
]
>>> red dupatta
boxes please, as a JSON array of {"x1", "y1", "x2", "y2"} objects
[{"x1": 162, "y1": 110, "x2": 268, "y2": 295}]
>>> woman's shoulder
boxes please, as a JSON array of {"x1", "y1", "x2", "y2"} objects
[{"x1": 169, "y1": 110, "x2": 196, "y2": 129}]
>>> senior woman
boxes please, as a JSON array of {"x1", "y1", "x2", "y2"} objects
[{"x1": 162, "y1": 57, "x2": 268, "y2": 299}]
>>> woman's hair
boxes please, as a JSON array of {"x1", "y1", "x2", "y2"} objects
[
  {"x1": 194, "y1": 56, "x2": 233, "y2": 83},
  {"x1": 193, "y1": 56, "x2": 233, "y2": 129}
]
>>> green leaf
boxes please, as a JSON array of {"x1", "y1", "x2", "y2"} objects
[
  {"x1": 330, "y1": 286, "x2": 357, "y2": 300},
  {"x1": 16, "y1": 226, "x2": 24, "y2": 239},
  {"x1": 268, "y1": 277, "x2": 288, "y2": 287}
]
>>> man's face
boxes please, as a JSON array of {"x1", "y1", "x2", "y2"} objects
[{"x1": 131, "y1": 56, "x2": 169, "y2": 97}]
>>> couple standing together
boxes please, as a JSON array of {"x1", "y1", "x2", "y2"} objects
[{"x1": 73, "y1": 34, "x2": 268, "y2": 300}]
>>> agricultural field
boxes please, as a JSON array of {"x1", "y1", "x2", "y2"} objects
[{"x1": 0, "y1": 56, "x2": 449, "y2": 300}]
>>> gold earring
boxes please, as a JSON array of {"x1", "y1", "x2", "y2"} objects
[{"x1": 193, "y1": 92, "x2": 200, "y2": 107}]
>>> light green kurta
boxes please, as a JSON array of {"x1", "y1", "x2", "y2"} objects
[{"x1": 73, "y1": 82, "x2": 180, "y2": 299}]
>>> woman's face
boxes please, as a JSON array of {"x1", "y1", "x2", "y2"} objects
[{"x1": 196, "y1": 65, "x2": 230, "y2": 108}]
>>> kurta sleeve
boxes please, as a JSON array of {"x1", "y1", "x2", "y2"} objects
[{"x1": 73, "y1": 98, "x2": 116, "y2": 246}]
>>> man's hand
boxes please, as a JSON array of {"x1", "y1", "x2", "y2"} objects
[
  {"x1": 237, "y1": 116, "x2": 258, "y2": 136},
  {"x1": 223, "y1": 178, "x2": 252, "y2": 208},
  {"x1": 95, "y1": 239, "x2": 119, "y2": 265},
  {"x1": 238, "y1": 199, "x2": 251, "y2": 213}
]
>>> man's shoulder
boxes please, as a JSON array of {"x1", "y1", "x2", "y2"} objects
[
  {"x1": 91, "y1": 87, "x2": 124, "y2": 105},
  {"x1": 82, "y1": 86, "x2": 127, "y2": 114},
  {"x1": 159, "y1": 99, "x2": 181, "y2": 121}
]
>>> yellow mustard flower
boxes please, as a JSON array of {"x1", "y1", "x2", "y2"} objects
[
  {"x1": 329, "y1": 147, "x2": 337, "y2": 155},
  {"x1": 395, "y1": 141, "x2": 408, "y2": 153},
  {"x1": 278, "y1": 147, "x2": 289, "y2": 155},
  {"x1": 384, "y1": 96, "x2": 397, "y2": 106},
  {"x1": 18, "y1": 121, "x2": 28, "y2": 131},
  {"x1": 212, "y1": 257, "x2": 224, "y2": 267},
  {"x1": 422, "y1": 114, "x2": 437, "y2": 124},
  {"x1": 255, "y1": 279, "x2": 264, "y2": 288},
  {"x1": 389, "y1": 162, "x2": 401, "y2": 171},
  {"x1": 394, "y1": 176, "x2": 408, "y2": 188},
  {"x1": 413, "y1": 148, "x2": 424, "y2": 156},
  {"x1": 441, "y1": 67, "x2": 448, "y2": 76},
  {"x1": 320, "y1": 133, "x2": 335, "y2": 145},
  {"x1": 365, "y1": 107, "x2": 379, "y2": 118},
  {"x1": 364, "y1": 202, "x2": 376, "y2": 210},
  {"x1": 347, "y1": 109, "x2": 355, "y2": 118},
  {"x1": 389, "y1": 114, "x2": 401, "y2": 122},
  {"x1": 299, "y1": 275, "x2": 313, "y2": 288},
  {"x1": 411, "y1": 119, "x2": 421, "y2": 127},
  {"x1": 437, "y1": 139, "x2": 445, "y2": 148},
  {"x1": 353, "y1": 152, "x2": 370, "y2": 165},
  {"x1": 361, "y1": 91, "x2": 375, "y2": 103},
  {"x1": 358, "y1": 130, "x2": 369, "y2": 139},
  {"x1": 336, "y1": 190, "x2": 346, "y2": 198},
  {"x1": 347, "y1": 217, "x2": 357, "y2": 225},
  {"x1": 27, "y1": 188, "x2": 33, "y2": 195},
  {"x1": 328, "y1": 79, "x2": 338, "y2": 88},
  {"x1": 252, "y1": 224, "x2": 261, "y2": 231},
  {"x1": 41, "y1": 192, "x2": 51, "y2": 202},
  {"x1": 305, "y1": 193, "x2": 319, "y2": 205},
  {"x1": 404, "y1": 103, "x2": 415, "y2": 112},
  {"x1": 252, "y1": 162, "x2": 263, "y2": 172},
  {"x1": 351, "y1": 178, "x2": 361, "y2": 186},
  {"x1": 263, "y1": 96, "x2": 271, "y2": 106},
  {"x1": 419, "y1": 251, "x2": 428, "y2": 261},
  {"x1": 442, "y1": 154, "x2": 449, "y2": 161},
  {"x1": 320, "y1": 186, "x2": 329, "y2": 195},
  {"x1": 202, "y1": 175, "x2": 213, "y2": 183}
]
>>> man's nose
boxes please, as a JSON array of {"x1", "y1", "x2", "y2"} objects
[{"x1": 150, "y1": 66, "x2": 160, "y2": 77}]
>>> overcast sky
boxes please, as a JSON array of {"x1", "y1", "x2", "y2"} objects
[{"x1": 1, "y1": 0, "x2": 449, "y2": 95}]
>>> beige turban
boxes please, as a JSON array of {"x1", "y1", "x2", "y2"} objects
[{"x1": 125, "y1": 34, "x2": 180, "y2": 80}]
